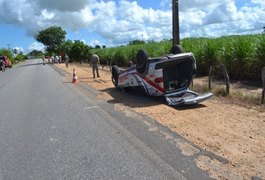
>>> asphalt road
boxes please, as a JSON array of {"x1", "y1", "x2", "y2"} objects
[{"x1": 0, "y1": 59, "x2": 212, "y2": 180}]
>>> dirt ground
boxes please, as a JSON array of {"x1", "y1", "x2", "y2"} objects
[{"x1": 55, "y1": 63, "x2": 265, "y2": 180}]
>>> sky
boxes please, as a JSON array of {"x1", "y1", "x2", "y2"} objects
[{"x1": 0, "y1": 0, "x2": 264, "y2": 54}]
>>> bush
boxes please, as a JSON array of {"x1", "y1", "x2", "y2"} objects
[
  {"x1": 15, "y1": 54, "x2": 27, "y2": 62},
  {"x1": 112, "y1": 49, "x2": 128, "y2": 66},
  {"x1": 0, "y1": 48, "x2": 14, "y2": 63}
]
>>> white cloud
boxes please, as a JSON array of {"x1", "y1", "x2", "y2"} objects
[
  {"x1": 160, "y1": 0, "x2": 171, "y2": 9},
  {"x1": 251, "y1": 0, "x2": 265, "y2": 6},
  {"x1": 88, "y1": 1, "x2": 172, "y2": 44},
  {"x1": 203, "y1": 2, "x2": 238, "y2": 25},
  {"x1": 41, "y1": 9, "x2": 54, "y2": 20},
  {"x1": 89, "y1": 39, "x2": 103, "y2": 47},
  {"x1": 0, "y1": 0, "x2": 264, "y2": 48},
  {"x1": 27, "y1": 42, "x2": 45, "y2": 52},
  {"x1": 35, "y1": 0, "x2": 89, "y2": 12},
  {"x1": 179, "y1": 0, "x2": 265, "y2": 38},
  {"x1": 14, "y1": 47, "x2": 24, "y2": 54}
]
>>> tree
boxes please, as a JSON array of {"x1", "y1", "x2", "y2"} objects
[
  {"x1": 60, "y1": 40, "x2": 74, "y2": 55},
  {"x1": 13, "y1": 48, "x2": 18, "y2": 55},
  {"x1": 35, "y1": 26, "x2": 66, "y2": 53},
  {"x1": 0, "y1": 48, "x2": 13, "y2": 60},
  {"x1": 15, "y1": 54, "x2": 27, "y2": 61},
  {"x1": 27, "y1": 50, "x2": 43, "y2": 57},
  {"x1": 69, "y1": 40, "x2": 92, "y2": 62},
  {"x1": 95, "y1": 45, "x2": 101, "y2": 49},
  {"x1": 128, "y1": 40, "x2": 145, "y2": 45}
]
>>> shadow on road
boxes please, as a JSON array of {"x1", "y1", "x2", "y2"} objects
[
  {"x1": 101, "y1": 87, "x2": 165, "y2": 108},
  {"x1": 100, "y1": 87, "x2": 206, "y2": 110},
  {"x1": 18, "y1": 63, "x2": 45, "y2": 67}
]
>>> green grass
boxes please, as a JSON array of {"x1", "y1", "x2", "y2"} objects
[{"x1": 90, "y1": 33, "x2": 265, "y2": 81}]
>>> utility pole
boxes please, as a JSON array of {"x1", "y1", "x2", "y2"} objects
[{"x1": 172, "y1": 0, "x2": 180, "y2": 46}]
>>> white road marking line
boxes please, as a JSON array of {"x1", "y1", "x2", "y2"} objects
[{"x1": 84, "y1": 106, "x2": 100, "y2": 110}]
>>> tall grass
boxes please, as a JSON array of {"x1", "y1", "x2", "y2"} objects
[
  {"x1": 91, "y1": 40, "x2": 172, "y2": 66},
  {"x1": 90, "y1": 33, "x2": 265, "y2": 81},
  {"x1": 255, "y1": 34, "x2": 265, "y2": 68}
]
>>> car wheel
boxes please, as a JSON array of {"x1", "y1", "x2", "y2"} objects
[
  {"x1": 111, "y1": 65, "x2": 119, "y2": 87},
  {"x1": 136, "y1": 49, "x2": 149, "y2": 76},
  {"x1": 169, "y1": 45, "x2": 184, "y2": 54}
]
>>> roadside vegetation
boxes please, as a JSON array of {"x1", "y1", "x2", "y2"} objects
[
  {"x1": 182, "y1": 34, "x2": 265, "y2": 80},
  {"x1": 88, "y1": 33, "x2": 265, "y2": 105},
  {"x1": 92, "y1": 34, "x2": 265, "y2": 82},
  {"x1": 34, "y1": 26, "x2": 265, "y2": 82},
  {"x1": 0, "y1": 48, "x2": 28, "y2": 65},
  {"x1": 2, "y1": 25, "x2": 265, "y2": 82}
]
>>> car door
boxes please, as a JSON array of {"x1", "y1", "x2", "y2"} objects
[
  {"x1": 163, "y1": 53, "x2": 213, "y2": 106},
  {"x1": 165, "y1": 90, "x2": 213, "y2": 106}
]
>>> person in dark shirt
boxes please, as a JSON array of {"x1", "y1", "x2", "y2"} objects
[{"x1": 91, "y1": 53, "x2": 100, "y2": 78}]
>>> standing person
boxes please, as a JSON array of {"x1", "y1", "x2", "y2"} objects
[
  {"x1": 51, "y1": 56, "x2": 54, "y2": 63},
  {"x1": 65, "y1": 54, "x2": 69, "y2": 68},
  {"x1": 59, "y1": 55, "x2": 62, "y2": 63},
  {"x1": 91, "y1": 52, "x2": 100, "y2": 78},
  {"x1": 42, "y1": 55, "x2": 45, "y2": 65}
]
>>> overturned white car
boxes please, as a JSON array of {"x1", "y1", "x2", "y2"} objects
[{"x1": 111, "y1": 45, "x2": 213, "y2": 106}]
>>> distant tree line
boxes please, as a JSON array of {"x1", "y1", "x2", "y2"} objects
[{"x1": 35, "y1": 26, "x2": 106, "y2": 62}]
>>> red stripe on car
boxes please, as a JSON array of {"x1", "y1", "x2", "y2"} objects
[{"x1": 144, "y1": 77, "x2": 164, "y2": 93}]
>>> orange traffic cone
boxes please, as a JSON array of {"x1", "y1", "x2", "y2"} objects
[{"x1": 72, "y1": 68, "x2": 78, "y2": 83}]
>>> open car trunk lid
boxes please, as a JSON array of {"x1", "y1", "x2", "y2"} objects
[
  {"x1": 165, "y1": 90, "x2": 213, "y2": 106},
  {"x1": 163, "y1": 53, "x2": 213, "y2": 106}
]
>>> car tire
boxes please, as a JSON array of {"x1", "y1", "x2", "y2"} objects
[
  {"x1": 136, "y1": 49, "x2": 149, "y2": 77},
  {"x1": 111, "y1": 65, "x2": 119, "y2": 87},
  {"x1": 170, "y1": 45, "x2": 184, "y2": 54}
]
